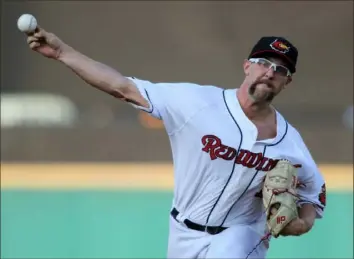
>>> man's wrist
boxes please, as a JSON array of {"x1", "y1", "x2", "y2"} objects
[
  {"x1": 57, "y1": 44, "x2": 75, "y2": 62},
  {"x1": 300, "y1": 211, "x2": 315, "y2": 232},
  {"x1": 300, "y1": 217, "x2": 313, "y2": 233}
]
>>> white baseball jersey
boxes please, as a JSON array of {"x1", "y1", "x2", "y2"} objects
[{"x1": 127, "y1": 77, "x2": 326, "y2": 258}]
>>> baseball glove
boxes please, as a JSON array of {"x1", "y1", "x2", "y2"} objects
[{"x1": 262, "y1": 159, "x2": 299, "y2": 237}]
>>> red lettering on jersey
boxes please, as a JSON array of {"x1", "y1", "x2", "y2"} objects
[
  {"x1": 236, "y1": 150, "x2": 263, "y2": 168},
  {"x1": 235, "y1": 149, "x2": 246, "y2": 164},
  {"x1": 247, "y1": 152, "x2": 263, "y2": 168},
  {"x1": 219, "y1": 147, "x2": 237, "y2": 160},
  {"x1": 262, "y1": 159, "x2": 279, "y2": 171},
  {"x1": 201, "y1": 135, "x2": 237, "y2": 161},
  {"x1": 201, "y1": 135, "x2": 302, "y2": 172},
  {"x1": 255, "y1": 157, "x2": 269, "y2": 171},
  {"x1": 201, "y1": 135, "x2": 222, "y2": 160}
]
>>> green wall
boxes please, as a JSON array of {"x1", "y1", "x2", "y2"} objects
[{"x1": 1, "y1": 190, "x2": 353, "y2": 258}]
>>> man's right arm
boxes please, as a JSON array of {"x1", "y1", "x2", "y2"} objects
[
  {"x1": 58, "y1": 46, "x2": 148, "y2": 108},
  {"x1": 26, "y1": 26, "x2": 148, "y2": 108},
  {"x1": 26, "y1": 26, "x2": 218, "y2": 133}
]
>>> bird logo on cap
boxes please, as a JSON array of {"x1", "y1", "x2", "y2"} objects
[{"x1": 270, "y1": 39, "x2": 290, "y2": 53}]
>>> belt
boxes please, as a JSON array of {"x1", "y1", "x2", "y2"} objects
[{"x1": 170, "y1": 207, "x2": 227, "y2": 235}]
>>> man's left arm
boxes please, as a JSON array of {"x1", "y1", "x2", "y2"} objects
[
  {"x1": 280, "y1": 163, "x2": 326, "y2": 237},
  {"x1": 298, "y1": 166, "x2": 326, "y2": 228},
  {"x1": 281, "y1": 134, "x2": 327, "y2": 237},
  {"x1": 297, "y1": 202, "x2": 318, "y2": 234}
]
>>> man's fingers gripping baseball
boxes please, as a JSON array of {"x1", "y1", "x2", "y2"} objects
[
  {"x1": 27, "y1": 35, "x2": 40, "y2": 49},
  {"x1": 29, "y1": 41, "x2": 40, "y2": 49},
  {"x1": 26, "y1": 26, "x2": 49, "y2": 49},
  {"x1": 27, "y1": 35, "x2": 45, "y2": 49},
  {"x1": 33, "y1": 26, "x2": 48, "y2": 38}
]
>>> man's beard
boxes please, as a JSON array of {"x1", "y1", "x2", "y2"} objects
[{"x1": 248, "y1": 79, "x2": 276, "y2": 103}]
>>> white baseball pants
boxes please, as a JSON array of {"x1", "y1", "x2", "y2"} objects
[{"x1": 167, "y1": 215, "x2": 269, "y2": 259}]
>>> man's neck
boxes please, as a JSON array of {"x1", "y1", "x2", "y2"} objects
[{"x1": 236, "y1": 86, "x2": 273, "y2": 121}]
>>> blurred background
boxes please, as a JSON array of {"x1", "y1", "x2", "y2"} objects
[{"x1": 1, "y1": 1, "x2": 353, "y2": 258}]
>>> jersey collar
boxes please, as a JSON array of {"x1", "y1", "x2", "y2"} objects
[{"x1": 224, "y1": 89, "x2": 288, "y2": 145}]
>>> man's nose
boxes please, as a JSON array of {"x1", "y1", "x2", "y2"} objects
[{"x1": 265, "y1": 67, "x2": 275, "y2": 79}]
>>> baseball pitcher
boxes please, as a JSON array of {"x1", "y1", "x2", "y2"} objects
[{"x1": 25, "y1": 24, "x2": 326, "y2": 258}]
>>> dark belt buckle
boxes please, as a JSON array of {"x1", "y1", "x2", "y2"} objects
[{"x1": 205, "y1": 226, "x2": 222, "y2": 235}]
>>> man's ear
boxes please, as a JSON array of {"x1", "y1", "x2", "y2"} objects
[
  {"x1": 243, "y1": 59, "x2": 251, "y2": 75},
  {"x1": 286, "y1": 76, "x2": 293, "y2": 85}
]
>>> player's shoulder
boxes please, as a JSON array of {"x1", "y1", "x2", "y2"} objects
[
  {"x1": 275, "y1": 111, "x2": 307, "y2": 148},
  {"x1": 129, "y1": 77, "x2": 224, "y2": 95},
  {"x1": 176, "y1": 82, "x2": 226, "y2": 107},
  {"x1": 286, "y1": 121, "x2": 303, "y2": 141},
  {"x1": 162, "y1": 80, "x2": 225, "y2": 96},
  {"x1": 156, "y1": 79, "x2": 225, "y2": 102},
  {"x1": 282, "y1": 118, "x2": 312, "y2": 156}
]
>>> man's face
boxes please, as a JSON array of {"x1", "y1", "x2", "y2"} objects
[{"x1": 243, "y1": 57, "x2": 292, "y2": 103}]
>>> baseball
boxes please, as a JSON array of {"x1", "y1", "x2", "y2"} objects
[{"x1": 17, "y1": 14, "x2": 37, "y2": 33}]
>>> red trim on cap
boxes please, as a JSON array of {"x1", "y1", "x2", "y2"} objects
[{"x1": 251, "y1": 50, "x2": 295, "y2": 66}]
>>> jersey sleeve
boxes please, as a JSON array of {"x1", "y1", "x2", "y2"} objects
[
  {"x1": 126, "y1": 77, "x2": 219, "y2": 135},
  {"x1": 294, "y1": 137, "x2": 327, "y2": 218}
]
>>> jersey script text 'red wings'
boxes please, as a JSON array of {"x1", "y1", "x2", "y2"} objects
[{"x1": 201, "y1": 135, "x2": 301, "y2": 172}]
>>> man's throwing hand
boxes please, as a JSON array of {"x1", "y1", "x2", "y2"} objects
[{"x1": 26, "y1": 26, "x2": 67, "y2": 60}]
